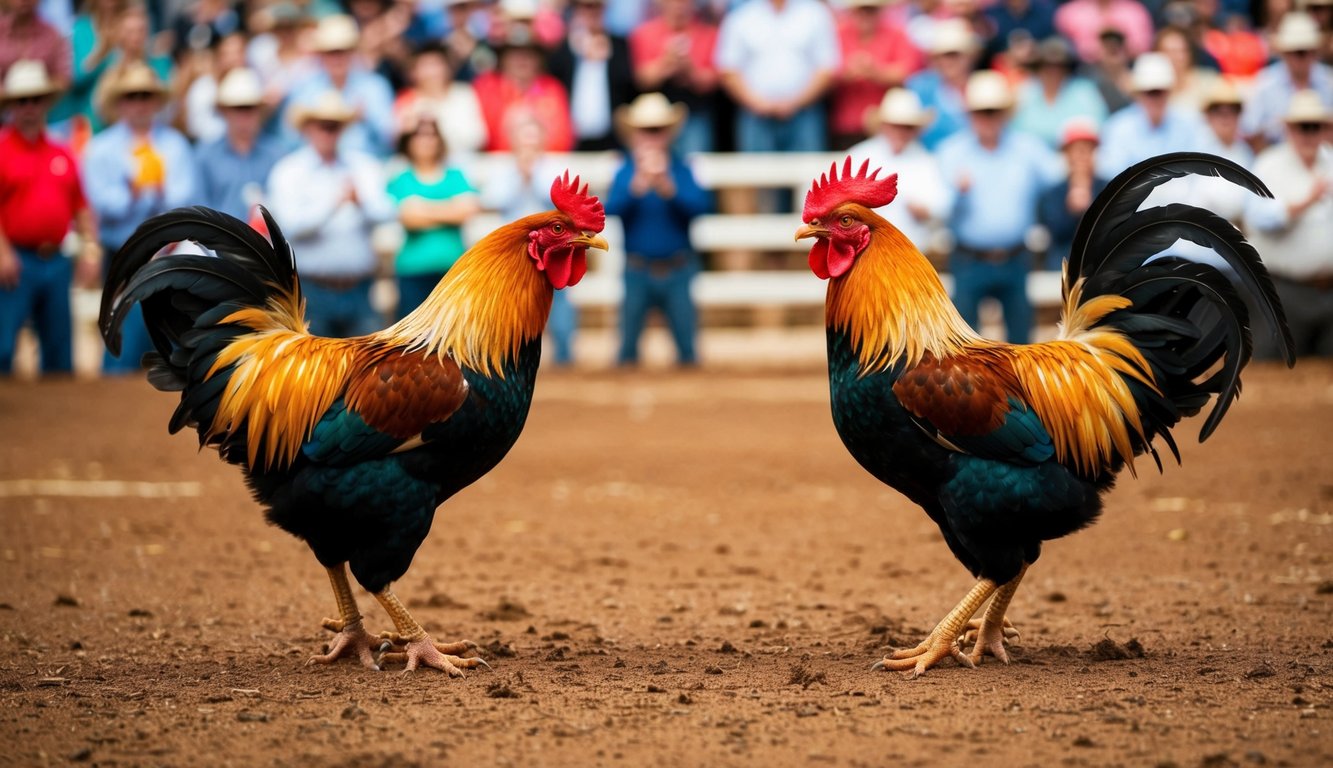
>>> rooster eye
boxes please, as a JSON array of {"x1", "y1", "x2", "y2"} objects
[
  {"x1": 840, "y1": 215, "x2": 853, "y2": 227},
  {"x1": 552, "y1": 222, "x2": 564, "y2": 234}
]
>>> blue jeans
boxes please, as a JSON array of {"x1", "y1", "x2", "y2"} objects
[
  {"x1": 396, "y1": 273, "x2": 443, "y2": 321},
  {"x1": 0, "y1": 248, "x2": 74, "y2": 375},
  {"x1": 618, "y1": 256, "x2": 698, "y2": 366},
  {"x1": 735, "y1": 104, "x2": 827, "y2": 153},
  {"x1": 949, "y1": 248, "x2": 1033, "y2": 344},
  {"x1": 303, "y1": 278, "x2": 383, "y2": 338},
  {"x1": 674, "y1": 112, "x2": 714, "y2": 156},
  {"x1": 547, "y1": 289, "x2": 576, "y2": 365}
]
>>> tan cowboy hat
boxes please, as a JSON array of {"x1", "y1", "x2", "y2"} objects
[
  {"x1": 312, "y1": 14, "x2": 360, "y2": 53},
  {"x1": 1201, "y1": 78, "x2": 1243, "y2": 109},
  {"x1": 964, "y1": 70, "x2": 1014, "y2": 111},
  {"x1": 290, "y1": 89, "x2": 358, "y2": 128},
  {"x1": 102, "y1": 60, "x2": 169, "y2": 102},
  {"x1": 0, "y1": 59, "x2": 62, "y2": 102},
  {"x1": 866, "y1": 88, "x2": 932, "y2": 134},
  {"x1": 216, "y1": 67, "x2": 264, "y2": 108},
  {"x1": 1272, "y1": 11, "x2": 1322, "y2": 53},
  {"x1": 1284, "y1": 89, "x2": 1331, "y2": 123},
  {"x1": 929, "y1": 19, "x2": 978, "y2": 56},
  {"x1": 615, "y1": 92, "x2": 687, "y2": 137}
]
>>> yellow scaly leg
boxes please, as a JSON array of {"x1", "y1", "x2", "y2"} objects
[
  {"x1": 374, "y1": 586, "x2": 490, "y2": 676},
  {"x1": 308, "y1": 564, "x2": 386, "y2": 670},
  {"x1": 873, "y1": 578, "x2": 998, "y2": 677}
]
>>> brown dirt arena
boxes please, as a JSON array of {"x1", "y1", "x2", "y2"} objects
[{"x1": 1, "y1": 360, "x2": 1330, "y2": 767}]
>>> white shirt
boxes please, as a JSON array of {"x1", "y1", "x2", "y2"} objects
[
  {"x1": 266, "y1": 146, "x2": 396, "y2": 278},
  {"x1": 1244, "y1": 143, "x2": 1333, "y2": 281},
  {"x1": 570, "y1": 57, "x2": 612, "y2": 140},
  {"x1": 845, "y1": 135, "x2": 953, "y2": 251},
  {"x1": 714, "y1": 0, "x2": 839, "y2": 102},
  {"x1": 399, "y1": 84, "x2": 489, "y2": 158}
]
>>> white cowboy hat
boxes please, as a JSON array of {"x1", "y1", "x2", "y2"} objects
[
  {"x1": 216, "y1": 67, "x2": 264, "y2": 108},
  {"x1": 1272, "y1": 11, "x2": 1322, "y2": 53},
  {"x1": 615, "y1": 92, "x2": 687, "y2": 136},
  {"x1": 290, "y1": 89, "x2": 358, "y2": 127},
  {"x1": 312, "y1": 14, "x2": 360, "y2": 53},
  {"x1": 0, "y1": 59, "x2": 62, "y2": 102},
  {"x1": 874, "y1": 88, "x2": 932, "y2": 128},
  {"x1": 1284, "y1": 89, "x2": 1331, "y2": 123},
  {"x1": 1201, "y1": 78, "x2": 1243, "y2": 109},
  {"x1": 500, "y1": 0, "x2": 539, "y2": 21},
  {"x1": 964, "y1": 70, "x2": 1014, "y2": 111},
  {"x1": 1130, "y1": 52, "x2": 1176, "y2": 92},
  {"x1": 929, "y1": 19, "x2": 978, "y2": 56}
]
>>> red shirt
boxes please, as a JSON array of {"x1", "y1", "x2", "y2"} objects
[
  {"x1": 831, "y1": 15, "x2": 922, "y2": 137},
  {"x1": 0, "y1": 126, "x2": 87, "y2": 248},
  {"x1": 629, "y1": 18, "x2": 719, "y2": 108},
  {"x1": 0, "y1": 15, "x2": 72, "y2": 83},
  {"x1": 473, "y1": 72, "x2": 575, "y2": 153}
]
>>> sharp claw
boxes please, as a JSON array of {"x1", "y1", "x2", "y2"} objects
[{"x1": 870, "y1": 659, "x2": 887, "y2": 672}]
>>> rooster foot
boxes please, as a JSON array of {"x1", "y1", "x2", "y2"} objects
[
  {"x1": 378, "y1": 634, "x2": 491, "y2": 676},
  {"x1": 960, "y1": 617, "x2": 1021, "y2": 665},
  {"x1": 308, "y1": 618, "x2": 389, "y2": 671},
  {"x1": 872, "y1": 629, "x2": 973, "y2": 678}
]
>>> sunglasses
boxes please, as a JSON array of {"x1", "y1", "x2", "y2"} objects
[
  {"x1": 312, "y1": 120, "x2": 345, "y2": 133},
  {"x1": 1284, "y1": 49, "x2": 1316, "y2": 58},
  {"x1": 971, "y1": 108, "x2": 1004, "y2": 117},
  {"x1": 1139, "y1": 89, "x2": 1169, "y2": 98},
  {"x1": 1206, "y1": 104, "x2": 1241, "y2": 116},
  {"x1": 10, "y1": 95, "x2": 49, "y2": 106},
  {"x1": 1293, "y1": 122, "x2": 1326, "y2": 134},
  {"x1": 223, "y1": 104, "x2": 260, "y2": 113}
]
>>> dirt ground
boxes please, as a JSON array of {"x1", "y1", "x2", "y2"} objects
[{"x1": 1, "y1": 360, "x2": 1330, "y2": 768}]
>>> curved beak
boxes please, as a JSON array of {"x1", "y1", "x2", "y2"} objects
[
  {"x1": 795, "y1": 224, "x2": 828, "y2": 242},
  {"x1": 576, "y1": 232, "x2": 610, "y2": 251}
]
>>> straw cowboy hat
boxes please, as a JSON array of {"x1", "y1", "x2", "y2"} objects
[
  {"x1": 1201, "y1": 78, "x2": 1243, "y2": 110},
  {"x1": 929, "y1": 19, "x2": 978, "y2": 56},
  {"x1": 615, "y1": 92, "x2": 687, "y2": 138},
  {"x1": 312, "y1": 14, "x2": 360, "y2": 53},
  {"x1": 1130, "y1": 52, "x2": 1176, "y2": 92},
  {"x1": 1284, "y1": 89, "x2": 1331, "y2": 124},
  {"x1": 1272, "y1": 11, "x2": 1322, "y2": 53},
  {"x1": 0, "y1": 59, "x2": 62, "y2": 102},
  {"x1": 290, "y1": 89, "x2": 358, "y2": 128},
  {"x1": 865, "y1": 88, "x2": 933, "y2": 134},
  {"x1": 102, "y1": 60, "x2": 169, "y2": 102},
  {"x1": 216, "y1": 67, "x2": 264, "y2": 108},
  {"x1": 964, "y1": 70, "x2": 1014, "y2": 111}
]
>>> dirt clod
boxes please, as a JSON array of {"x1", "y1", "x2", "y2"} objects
[{"x1": 1088, "y1": 638, "x2": 1146, "y2": 661}]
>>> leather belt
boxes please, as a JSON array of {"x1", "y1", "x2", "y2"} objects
[
  {"x1": 17, "y1": 243, "x2": 62, "y2": 258},
  {"x1": 626, "y1": 253, "x2": 692, "y2": 277},
  {"x1": 303, "y1": 274, "x2": 372, "y2": 291},
  {"x1": 957, "y1": 244, "x2": 1025, "y2": 264}
]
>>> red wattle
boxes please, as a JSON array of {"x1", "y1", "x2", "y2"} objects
[
  {"x1": 825, "y1": 240, "x2": 858, "y2": 278},
  {"x1": 808, "y1": 239, "x2": 831, "y2": 280}
]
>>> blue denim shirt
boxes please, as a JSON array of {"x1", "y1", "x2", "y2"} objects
[
  {"x1": 605, "y1": 154, "x2": 713, "y2": 260},
  {"x1": 83, "y1": 122, "x2": 197, "y2": 249}
]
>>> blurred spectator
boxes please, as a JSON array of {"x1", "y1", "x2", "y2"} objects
[
  {"x1": 936, "y1": 71, "x2": 1059, "y2": 344},
  {"x1": 829, "y1": 0, "x2": 922, "y2": 151},
  {"x1": 604, "y1": 0, "x2": 650, "y2": 38},
  {"x1": 1244, "y1": 90, "x2": 1333, "y2": 358},
  {"x1": 629, "y1": 0, "x2": 719, "y2": 155},
  {"x1": 1036, "y1": 119, "x2": 1107, "y2": 270},
  {"x1": 1199, "y1": 4, "x2": 1268, "y2": 79},
  {"x1": 474, "y1": 27, "x2": 575, "y2": 152},
  {"x1": 345, "y1": 0, "x2": 414, "y2": 91},
  {"x1": 716, "y1": 0, "x2": 839, "y2": 152},
  {"x1": 393, "y1": 43, "x2": 487, "y2": 158},
  {"x1": 246, "y1": 2, "x2": 317, "y2": 102},
  {"x1": 1086, "y1": 27, "x2": 1134, "y2": 113},
  {"x1": 1011, "y1": 36, "x2": 1108, "y2": 148},
  {"x1": 88, "y1": 4, "x2": 174, "y2": 132},
  {"x1": 1241, "y1": 11, "x2": 1333, "y2": 150},
  {"x1": 1097, "y1": 53, "x2": 1203, "y2": 177},
  {"x1": 480, "y1": 111, "x2": 577, "y2": 363},
  {"x1": 0, "y1": 61, "x2": 100, "y2": 376},
  {"x1": 441, "y1": 0, "x2": 496, "y2": 81},
  {"x1": 907, "y1": 18, "x2": 978, "y2": 150},
  {"x1": 847, "y1": 88, "x2": 951, "y2": 253},
  {"x1": 548, "y1": 0, "x2": 637, "y2": 151},
  {"x1": 195, "y1": 67, "x2": 289, "y2": 220},
  {"x1": 84, "y1": 62, "x2": 196, "y2": 373},
  {"x1": 51, "y1": 0, "x2": 124, "y2": 128},
  {"x1": 1154, "y1": 25, "x2": 1221, "y2": 110},
  {"x1": 1054, "y1": 0, "x2": 1154, "y2": 63},
  {"x1": 1311, "y1": 0, "x2": 1333, "y2": 65},
  {"x1": 983, "y1": 0, "x2": 1058, "y2": 65},
  {"x1": 1197, "y1": 78, "x2": 1251, "y2": 164},
  {"x1": 286, "y1": 15, "x2": 396, "y2": 157},
  {"x1": 267, "y1": 90, "x2": 395, "y2": 338},
  {"x1": 605, "y1": 93, "x2": 711, "y2": 367},
  {"x1": 169, "y1": 0, "x2": 242, "y2": 59},
  {"x1": 0, "y1": 0, "x2": 70, "y2": 88},
  {"x1": 386, "y1": 109, "x2": 481, "y2": 319},
  {"x1": 182, "y1": 31, "x2": 248, "y2": 143}
]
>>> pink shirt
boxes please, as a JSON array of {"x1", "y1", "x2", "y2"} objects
[
  {"x1": 1054, "y1": 0, "x2": 1154, "y2": 63},
  {"x1": 831, "y1": 15, "x2": 922, "y2": 137},
  {"x1": 629, "y1": 18, "x2": 719, "y2": 92}
]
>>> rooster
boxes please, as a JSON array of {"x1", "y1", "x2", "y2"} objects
[
  {"x1": 99, "y1": 173, "x2": 607, "y2": 675},
  {"x1": 795, "y1": 154, "x2": 1294, "y2": 676}
]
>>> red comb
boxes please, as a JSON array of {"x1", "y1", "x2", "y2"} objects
[
  {"x1": 803, "y1": 157, "x2": 898, "y2": 222},
  {"x1": 550, "y1": 171, "x2": 606, "y2": 233}
]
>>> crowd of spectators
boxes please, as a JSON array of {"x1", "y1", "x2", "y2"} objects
[{"x1": 2, "y1": 0, "x2": 1333, "y2": 377}]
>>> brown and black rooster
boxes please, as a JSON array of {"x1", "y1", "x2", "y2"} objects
[
  {"x1": 796, "y1": 153, "x2": 1294, "y2": 676},
  {"x1": 100, "y1": 173, "x2": 607, "y2": 675}
]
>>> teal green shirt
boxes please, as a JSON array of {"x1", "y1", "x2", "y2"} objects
[{"x1": 386, "y1": 167, "x2": 476, "y2": 276}]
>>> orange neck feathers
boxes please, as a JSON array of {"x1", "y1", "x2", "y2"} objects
[
  {"x1": 827, "y1": 212, "x2": 980, "y2": 374},
  {"x1": 381, "y1": 215, "x2": 554, "y2": 377}
]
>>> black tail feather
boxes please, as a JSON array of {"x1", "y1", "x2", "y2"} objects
[{"x1": 1066, "y1": 153, "x2": 1294, "y2": 456}]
